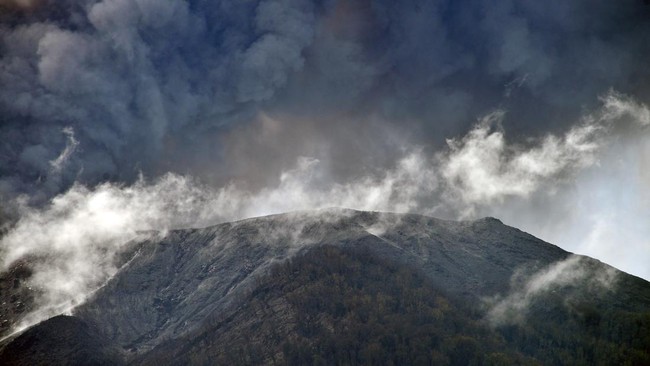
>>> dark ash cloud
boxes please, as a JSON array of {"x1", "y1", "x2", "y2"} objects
[{"x1": 2, "y1": 0, "x2": 650, "y2": 204}]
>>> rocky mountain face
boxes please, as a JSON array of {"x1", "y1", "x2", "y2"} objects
[{"x1": 1, "y1": 209, "x2": 649, "y2": 365}]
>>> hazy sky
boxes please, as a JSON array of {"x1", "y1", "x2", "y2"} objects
[{"x1": 1, "y1": 0, "x2": 649, "y2": 295}]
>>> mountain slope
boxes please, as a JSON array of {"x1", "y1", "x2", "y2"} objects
[
  {"x1": 74, "y1": 210, "x2": 567, "y2": 353},
  {"x1": 133, "y1": 244, "x2": 539, "y2": 365},
  {"x1": 1, "y1": 209, "x2": 649, "y2": 365},
  {"x1": 0, "y1": 315, "x2": 121, "y2": 366}
]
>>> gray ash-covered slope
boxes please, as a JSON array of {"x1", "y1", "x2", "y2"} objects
[
  {"x1": 74, "y1": 210, "x2": 565, "y2": 352},
  {"x1": 2, "y1": 209, "x2": 650, "y2": 365}
]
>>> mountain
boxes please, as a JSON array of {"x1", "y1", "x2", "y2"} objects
[
  {"x1": 1, "y1": 209, "x2": 649, "y2": 365},
  {"x1": 0, "y1": 315, "x2": 121, "y2": 366}
]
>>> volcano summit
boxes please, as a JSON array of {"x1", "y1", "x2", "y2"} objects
[{"x1": 1, "y1": 209, "x2": 649, "y2": 365}]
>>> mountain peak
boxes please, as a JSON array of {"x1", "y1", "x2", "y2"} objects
[
  {"x1": 1, "y1": 210, "x2": 649, "y2": 365},
  {"x1": 476, "y1": 216, "x2": 503, "y2": 225}
]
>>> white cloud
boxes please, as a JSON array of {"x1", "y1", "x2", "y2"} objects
[
  {"x1": 599, "y1": 90, "x2": 650, "y2": 126},
  {"x1": 439, "y1": 110, "x2": 602, "y2": 216},
  {"x1": 484, "y1": 255, "x2": 617, "y2": 327},
  {"x1": 439, "y1": 90, "x2": 649, "y2": 218},
  {"x1": 49, "y1": 127, "x2": 79, "y2": 173}
]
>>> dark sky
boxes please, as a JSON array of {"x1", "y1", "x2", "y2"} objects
[
  {"x1": 2, "y1": 0, "x2": 650, "y2": 199},
  {"x1": 1, "y1": 0, "x2": 650, "y2": 280}
]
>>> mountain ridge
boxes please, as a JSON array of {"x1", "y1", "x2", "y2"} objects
[{"x1": 1, "y1": 208, "x2": 649, "y2": 365}]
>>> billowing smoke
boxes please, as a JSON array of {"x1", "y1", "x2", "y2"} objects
[
  {"x1": 2, "y1": 0, "x2": 650, "y2": 336},
  {"x1": 1, "y1": 0, "x2": 320, "y2": 203},
  {"x1": 2, "y1": 0, "x2": 650, "y2": 203}
]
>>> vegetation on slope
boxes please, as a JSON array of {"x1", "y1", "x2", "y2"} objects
[
  {"x1": 140, "y1": 244, "x2": 650, "y2": 366},
  {"x1": 139, "y1": 245, "x2": 534, "y2": 365}
]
